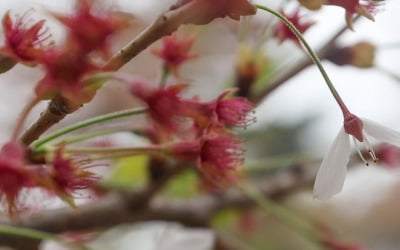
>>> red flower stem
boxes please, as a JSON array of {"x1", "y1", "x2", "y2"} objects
[{"x1": 11, "y1": 96, "x2": 40, "y2": 141}]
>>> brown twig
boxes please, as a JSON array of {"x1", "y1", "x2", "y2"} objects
[
  {"x1": 0, "y1": 164, "x2": 314, "y2": 249},
  {"x1": 20, "y1": 5, "x2": 192, "y2": 146}
]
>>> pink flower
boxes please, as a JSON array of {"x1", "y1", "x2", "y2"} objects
[
  {"x1": 198, "y1": 133, "x2": 243, "y2": 186},
  {"x1": 0, "y1": 142, "x2": 38, "y2": 215},
  {"x1": 182, "y1": 89, "x2": 255, "y2": 130},
  {"x1": 130, "y1": 81, "x2": 190, "y2": 134},
  {"x1": 1, "y1": 10, "x2": 51, "y2": 64},
  {"x1": 374, "y1": 143, "x2": 400, "y2": 167},
  {"x1": 325, "y1": 0, "x2": 384, "y2": 30},
  {"x1": 54, "y1": 0, "x2": 129, "y2": 56},
  {"x1": 35, "y1": 47, "x2": 99, "y2": 103},
  {"x1": 110, "y1": 74, "x2": 255, "y2": 144},
  {"x1": 170, "y1": 130, "x2": 244, "y2": 188},
  {"x1": 152, "y1": 34, "x2": 197, "y2": 76},
  {"x1": 214, "y1": 90, "x2": 255, "y2": 128},
  {"x1": 35, "y1": 0, "x2": 129, "y2": 103},
  {"x1": 46, "y1": 146, "x2": 99, "y2": 206},
  {"x1": 274, "y1": 9, "x2": 313, "y2": 44}
]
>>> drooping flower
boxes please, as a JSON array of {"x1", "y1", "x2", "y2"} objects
[
  {"x1": 313, "y1": 114, "x2": 400, "y2": 199},
  {"x1": 0, "y1": 142, "x2": 39, "y2": 215},
  {"x1": 274, "y1": 9, "x2": 314, "y2": 45},
  {"x1": 152, "y1": 34, "x2": 197, "y2": 77},
  {"x1": 170, "y1": 0, "x2": 256, "y2": 25},
  {"x1": 1, "y1": 10, "x2": 51, "y2": 64},
  {"x1": 324, "y1": 0, "x2": 384, "y2": 30}
]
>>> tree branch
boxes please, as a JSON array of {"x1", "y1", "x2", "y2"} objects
[
  {"x1": 20, "y1": 5, "x2": 192, "y2": 146},
  {"x1": 0, "y1": 164, "x2": 314, "y2": 249},
  {"x1": 252, "y1": 16, "x2": 360, "y2": 103}
]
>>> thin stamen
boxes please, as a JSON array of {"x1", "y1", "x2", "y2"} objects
[
  {"x1": 352, "y1": 137, "x2": 369, "y2": 166},
  {"x1": 364, "y1": 137, "x2": 379, "y2": 163}
]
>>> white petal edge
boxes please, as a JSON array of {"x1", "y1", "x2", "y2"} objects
[
  {"x1": 362, "y1": 118, "x2": 400, "y2": 147},
  {"x1": 313, "y1": 127, "x2": 351, "y2": 200}
]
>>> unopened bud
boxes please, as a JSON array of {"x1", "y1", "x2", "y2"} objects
[
  {"x1": 235, "y1": 44, "x2": 267, "y2": 97},
  {"x1": 0, "y1": 54, "x2": 17, "y2": 74},
  {"x1": 236, "y1": 44, "x2": 268, "y2": 97},
  {"x1": 327, "y1": 41, "x2": 376, "y2": 68},
  {"x1": 298, "y1": 0, "x2": 324, "y2": 10}
]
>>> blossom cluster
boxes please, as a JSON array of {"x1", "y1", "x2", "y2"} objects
[
  {"x1": 0, "y1": 0, "x2": 129, "y2": 215},
  {"x1": 112, "y1": 69, "x2": 255, "y2": 188},
  {"x1": 1, "y1": 0, "x2": 129, "y2": 104},
  {"x1": 0, "y1": 0, "x2": 258, "y2": 215}
]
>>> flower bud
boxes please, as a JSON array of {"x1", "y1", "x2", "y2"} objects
[
  {"x1": 327, "y1": 41, "x2": 376, "y2": 68},
  {"x1": 235, "y1": 44, "x2": 267, "y2": 97},
  {"x1": 298, "y1": 0, "x2": 324, "y2": 10},
  {"x1": 0, "y1": 54, "x2": 17, "y2": 73}
]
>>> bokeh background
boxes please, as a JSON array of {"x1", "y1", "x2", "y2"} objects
[{"x1": 1, "y1": 0, "x2": 400, "y2": 249}]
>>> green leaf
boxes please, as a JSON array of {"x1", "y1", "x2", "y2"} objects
[
  {"x1": 162, "y1": 169, "x2": 200, "y2": 198},
  {"x1": 105, "y1": 155, "x2": 149, "y2": 188},
  {"x1": 211, "y1": 208, "x2": 241, "y2": 229}
]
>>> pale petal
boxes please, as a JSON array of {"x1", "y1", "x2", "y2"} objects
[
  {"x1": 313, "y1": 127, "x2": 351, "y2": 199},
  {"x1": 362, "y1": 118, "x2": 400, "y2": 147}
]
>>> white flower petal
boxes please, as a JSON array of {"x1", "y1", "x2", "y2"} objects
[
  {"x1": 362, "y1": 118, "x2": 400, "y2": 147},
  {"x1": 313, "y1": 127, "x2": 351, "y2": 199}
]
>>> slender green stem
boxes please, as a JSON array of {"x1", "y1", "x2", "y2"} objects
[
  {"x1": 52, "y1": 127, "x2": 138, "y2": 146},
  {"x1": 32, "y1": 108, "x2": 147, "y2": 149},
  {"x1": 238, "y1": 182, "x2": 323, "y2": 248},
  {"x1": 245, "y1": 152, "x2": 309, "y2": 173},
  {"x1": 159, "y1": 65, "x2": 170, "y2": 88},
  {"x1": 0, "y1": 225, "x2": 90, "y2": 250},
  {"x1": 255, "y1": 5, "x2": 351, "y2": 116},
  {"x1": 65, "y1": 146, "x2": 160, "y2": 155}
]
